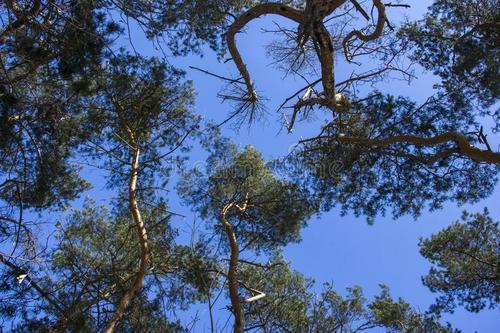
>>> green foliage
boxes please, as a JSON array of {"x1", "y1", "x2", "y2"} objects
[
  {"x1": 0, "y1": 74, "x2": 92, "y2": 211},
  {"x1": 79, "y1": 52, "x2": 199, "y2": 191},
  {"x1": 1, "y1": 200, "x2": 214, "y2": 332},
  {"x1": 238, "y1": 253, "x2": 313, "y2": 330},
  {"x1": 420, "y1": 209, "x2": 499, "y2": 314},
  {"x1": 402, "y1": 0, "x2": 499, "y2": 108},
  {"x1": 1, "y1": 2, "x2": 208, "y2": 327},
  {"x1": 0, "y1": 73, "x2": 93, "y2": 258},
  {"x1": 2, "y1": 1, "x2": 118, "y2": 84},
  {"x1": 0, "y1": 0, "x2": 235, "y2": 243},
  {"x1": 178, "y1": 143, "x2": 315, "y2": 252},
  {"x1": 0, "y1": 0, "x2": 120, "y2": 257},
  {"x1": 111, "y1": 0, "x2": 254, "y2": 56},
  {"x1": 369, "y1": 285, "x2": 457, "y2": 333},
  {"x1": 0, "y1": 1, "x2": 498, "y2": 331},
  {"x1": 238, "y1": 255, "x2": 457, "y2": 332},
  {"x1": 290, "y1": 93, "x2": 498, "y2": 222}
]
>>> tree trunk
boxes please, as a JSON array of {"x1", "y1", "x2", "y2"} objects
[
  {"x1": 221, "y1": 204, "x2": 244, "y2": 333},
  {"x1": 105, "y1": 109, "x2": 150, "y2": 332}
]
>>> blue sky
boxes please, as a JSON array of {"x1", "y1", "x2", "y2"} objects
[
  {"x1": 27, "y1": 1, "x2": 498, "y2": 331},
  {"x1": 162, "y1": 1, "x2": 499, "y2": 331}
]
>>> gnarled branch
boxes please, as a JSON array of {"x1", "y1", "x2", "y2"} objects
[
  {"x1": 343, "y1": 0, "x2": 386, "y2": 61},
  {"x1": 302, "y1": 132, "x2": 500, "y2": 164},
  {"x1": 227, "y1": 3, "x2": 304, "y2": 102}
]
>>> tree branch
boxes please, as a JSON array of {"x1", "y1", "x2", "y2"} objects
[
  {"x1": 343, "y1": 0, "x2": 387, "y2": 62},
  {"x1": 303, "y1": 132, "x2": 500, "y2": 164},
  {"x1": 227, "y1": 3, "x2": 304, "y2": 102}
]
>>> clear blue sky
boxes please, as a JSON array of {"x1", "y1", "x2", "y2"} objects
[{"x1": 68, "y1": 1, "x2": 500, "y2": 331}]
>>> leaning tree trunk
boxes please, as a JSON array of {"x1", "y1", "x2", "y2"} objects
[
  {"x1": 221, "y1": 203, "x2": 244, "y2": 333},
  {"x1": 105, "y1": 107, "x2": 150, "y2": 333}
]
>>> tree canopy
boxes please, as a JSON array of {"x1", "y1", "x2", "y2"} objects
[
  {"x1": 238, "y1": 254, "x2": 458, "y2": 332},
  {"x1": 0, "y1": 0, "x2": 498, "y2": 332},
  {"x1": 402, "y1": 0, "x2": 499, "y2": 108},
  {"x1": 420, "y1": 209, "x2": 499, "y2": 314},
  {"x1": 178, "y1": 143, "x2": 315, "y2": 332}
]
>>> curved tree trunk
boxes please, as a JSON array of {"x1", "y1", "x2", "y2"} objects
[
  {"x1": 105, "y1": 106, "x2": 150, "y2": 333},
  {"x1": 221, "y1": 203, "x2": 244, "y2": 333}
]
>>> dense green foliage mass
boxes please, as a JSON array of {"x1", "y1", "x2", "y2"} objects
[
  {"x1": 0, "y1": 0, "x2": 245, "y2": 257},
  {"x1": 80, "y1": 53, "x2": 198, "y2": 189},
  {"x1": 293, "y1": 94, "x2": 498, "y2": 221},
  {"x1": 178, "y1": 143, "x2": 316, "y2": 332},
  {"x1": 420, "y1": 209, "x2": 499, "y2": 314},
  {"x1": 1, "y1": 200, "x2": 213, "y2": 332},
  {"x1": 0, "y1": 0, "x2": 117, "y2": 216},
  {"x1": 402, "y1": 0, "x2": 499, "y2": 108},
  {"x1": 179, "y1": 143, "x2": 315, "y2": 251},
  {"x1": 109, "y1": 0, "x2": 254, "y2": 56}
]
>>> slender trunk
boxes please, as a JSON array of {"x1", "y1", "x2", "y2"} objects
[
  {"x1": 221, "y1": 204, "x2": 244, "y2": 333},
  {"x1": 105, "y1": 111, "x2": 150, "y2": 332}
]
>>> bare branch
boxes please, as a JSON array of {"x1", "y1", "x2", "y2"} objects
[
  {"x1": 343, "y1": 0, "x2": 387, "y2": 62},
  {"x1": 227, "y1": 3, "x2": 304, "y2": 102}
]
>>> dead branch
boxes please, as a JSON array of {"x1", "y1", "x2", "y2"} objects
[{"x1": 224, "y1": 0, "x2": 395, "y2": 130}]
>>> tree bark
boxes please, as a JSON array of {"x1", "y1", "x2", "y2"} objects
[
  {"x1": 303, "y1": 132, "x2": 500, "y2": 164},
  {"x1": 227, "y1": 0, "x2": 367, "y2": 118},
  {"x1": 343, "y1": 0, "x2": 386, "y2": 61},
  {"x1": 105, "y1": 105, "x2": 150, "y2": 333},
  {"x1": 221, "y1": 203, "x2": 244, "y2": 333},
  {"x1": 344, "y1": 133, "x2": 500, "y2": 164},
  {"x1": 313, "y1": 21, "x2": 336, "y2": 100},
  {"x1": 227, "y1": 3, "x2": 304, "y2": 101}
]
